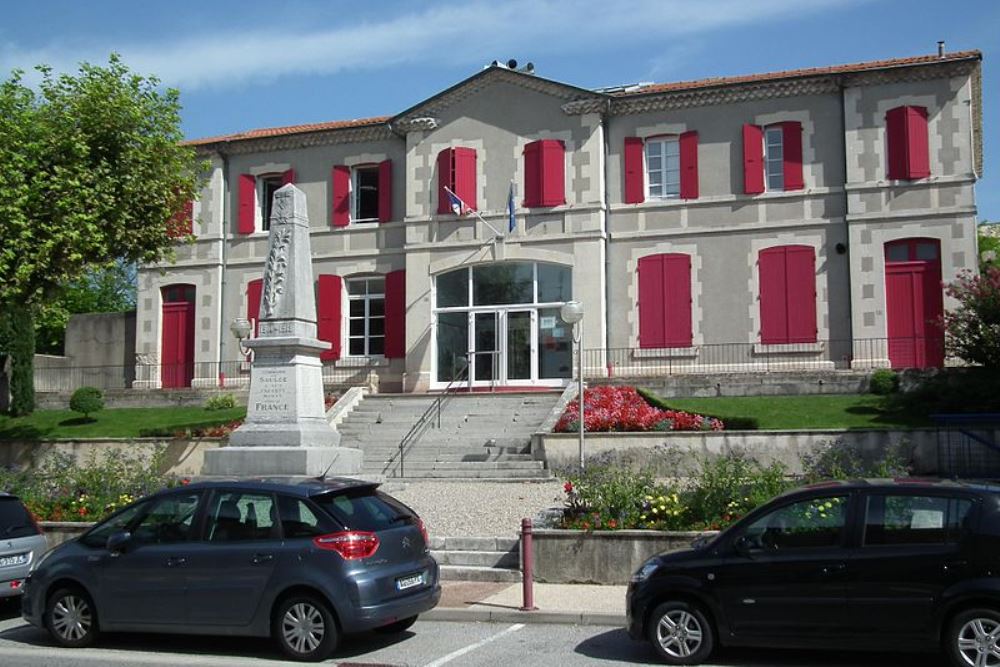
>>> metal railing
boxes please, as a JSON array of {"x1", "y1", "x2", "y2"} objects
[
  {"x1": 32, "y1": 358, "x2": 378, "y2": 393},
  {"x1": 383, "y1": 359, "x2": 470, "y2": 478},
  {"x1": 934, "y1": 414, "x2": 1000, "y2": 478},
  {"x1": 585, "y1": 337, "x2": 947, "y2": 378}
]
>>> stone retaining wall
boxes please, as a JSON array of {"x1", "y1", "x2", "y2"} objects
[
  {"x1": 1, "y1": 438, "x2": 222, "y2": 477},
  {"x1": 40, "y1": 522, "x2": 93, "y2": 548},
  {"x1": 596, "y1": 371, "x2": 871, "y2": 398},
  {"x1": 533, "y1": 529, "x2": 710, "y2": 584},
  {"x1": 533, "y1": 429, "x2": 947, "y2": 475}
]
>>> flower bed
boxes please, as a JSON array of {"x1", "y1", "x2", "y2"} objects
[{"x1": 555, "y1": 385, "x2": 723, "y2": 433}]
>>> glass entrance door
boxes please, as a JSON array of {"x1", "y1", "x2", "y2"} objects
[
  {"x1": 473, "y1": 312, "x2": 498, "y2": 383},
  {"x1": 506, "y1": 310, "x2": 534, "y2": 383}
]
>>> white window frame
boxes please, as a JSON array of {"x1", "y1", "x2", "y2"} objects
[
  {"x1": 644, "y1": 136, "x2": 680, "y2": 200},
  {"x1": 351, "y1": 165, "x2": 380, "y2": 224},
  {"x1": 763, "y1": 126, "x2": 784, "y2": 192},
  {"x1": 256, "y1": 174, "x2": 285, "y2": 233},
  {"x1": 345, "y1": 277, "x2": 386, "y2": 358}
]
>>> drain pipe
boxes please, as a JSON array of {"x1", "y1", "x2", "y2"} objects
[
  {"x1": 217, "y1": 148, "x2": 231, "y2": 387},
  {"x1": 601, "y1": 97, "x2": 612, "y2": 375}
]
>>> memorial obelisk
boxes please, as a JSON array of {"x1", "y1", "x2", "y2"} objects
[{"x1": 204, "y1": 184, "x2": 361, "y2": 476}]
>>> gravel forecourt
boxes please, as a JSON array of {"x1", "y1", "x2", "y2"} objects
[{"x1": 386, "y1": 480, "x2": 565, "y2": 537}]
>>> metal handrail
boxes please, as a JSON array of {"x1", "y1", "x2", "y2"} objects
[{"x1": 383, "y1": 358, "x2": 470, "y2": 478}]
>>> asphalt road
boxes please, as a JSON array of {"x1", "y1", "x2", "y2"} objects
[{"x1": 0, "y1": 598, "x2": 945, "y2": 666}]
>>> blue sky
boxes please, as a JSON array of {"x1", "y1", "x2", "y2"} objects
[{"x1": 2, "y1": 0, "x2": 997, "y2": 220}]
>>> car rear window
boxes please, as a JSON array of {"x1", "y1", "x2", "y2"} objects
[
  {"x1": 313, "y1": 490, "x2": 415, "y2": 532},
  {"x1": 0, "y1": 497, "x2": 38, "y2": 539}
]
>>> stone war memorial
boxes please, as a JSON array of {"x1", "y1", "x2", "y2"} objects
[{"x1": 203, "y1": 184, "x2": 362, "y2": 477}]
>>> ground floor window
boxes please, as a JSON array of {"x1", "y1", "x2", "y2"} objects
[
  {"x1": 433, "y1": 262, "x2": 573, "y2": 386},
  {"x1": 347, "y1": 277, "x2": 385, "y2": 357}
]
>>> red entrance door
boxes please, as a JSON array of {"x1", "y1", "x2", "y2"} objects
[
  {"x1": 884, "y1": 239, "x2": 944, "y2": 368},
  {"x1": 161, "y1": 285, "x2": 196, "y2": 388}
]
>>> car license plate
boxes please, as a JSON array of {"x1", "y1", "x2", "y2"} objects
[
  {"x1": 0, "y1": 553, "x2": 27, "y2": 568},
  {"x1": 396, "y1": 573, "x2": 424, "y2": 591}
]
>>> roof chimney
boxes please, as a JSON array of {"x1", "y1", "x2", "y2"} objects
[{"x1": 938, "y1": 40, "x2": 945, "y2": 58}]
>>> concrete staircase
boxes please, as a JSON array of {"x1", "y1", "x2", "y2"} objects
[
  {"x1": 337, "y1": 392, "x2": 560, "y2": 479},
  {"x1": 429, "y1": 536, "x2": 521, "y2": 582}
]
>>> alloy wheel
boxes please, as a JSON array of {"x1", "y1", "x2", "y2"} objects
[
  {"x1": 655, "y1": 609, "x2": 704, "y2": 659},
  {"x1": 957, "y1": 617, "x2": 1000, "y2": 667},
  {"x1": 281, "y1": 601, "x2": 326, "y2": 655},
  {"x1": 51, "y1": 593, "x2": 93, "y2": 643}
]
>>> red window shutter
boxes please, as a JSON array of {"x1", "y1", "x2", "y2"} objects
[
  {"x1": 523, "y1": 141, "x2": 541, "y2": 207},
  {"x1": 785, "y1": 246, "x2": 817, "y2": 343},
  {"x1": 886, "y1": 106, "x2": 908, "y2": 180},
  {"x1": 540, "y1": 140, "x2": 566, "y2": 206},
  {"x1": 782, "y1": 121, "x2": 804, "y2": 190},
  {"x1": 378, "y1": 159, "x2": 393, "y2": 223},
  {"x1": 759, "y1": 248, "x2": 788, "y2": 344},
  {"x1": 637, "y1": 255, "x2": 665, "y2": 348},
  {"x1": 623, "y1": 137, "x2": 645, "y2": 204},
  {"x1": 238, "y1": 174, "x2": 256, "y2": 234},
  {"x1": 906, "y1": 106, "x2": 930, "y2": 179},
  {"x1": 331, "y1": 165, "x2": 350, "y2": 228},
  {"x1": 281, "y1": 168, "x2": 295, "y2": 185},
  {"x1": 662, "y1": 254, "x2": 693, "y2": 347},
  {"x1": 743, "y1": 124, "x2": 764, "y2": 194},
  {"x1": 317, "y1": 275, "x2": 342, "y2": 361},
  {"x1": 384, "y1": 270, "x2": 406, "y2": 359},
  {"x1": 247, "y1": 278, "x2": 263, "y2": 337},
  {"x1": 437, "y1": 148, "x2": 454, "y2": 214},
  {"x1": 453, "y1": 147, "x2": 477, "y2": 211},
  {"x1": 679, "y1": 131, "x2": 699, "y2": 200}
]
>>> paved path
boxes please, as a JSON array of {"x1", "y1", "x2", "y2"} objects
[{"x1": 0, "y1": 600, "x2": 947, "y2": 667}]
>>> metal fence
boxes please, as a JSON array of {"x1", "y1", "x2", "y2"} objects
[
  {"x1": 33, "y1": 358, "x2": 378, "y2": 393},
  {"x1": 934, "y1": 414, "x2": 1000, "y2": 479},
  {"x1": 582, "y1": 337, "x2": 947, "y2": 378}
]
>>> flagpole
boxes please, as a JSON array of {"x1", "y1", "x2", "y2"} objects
[{"x1": 443, "y1": 186, "x2": 506, "y2": 239}]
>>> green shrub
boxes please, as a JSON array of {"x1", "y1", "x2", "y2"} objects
[
  {"x1": 869, "y1": 369, "x2": 899, "y2": 395},
  {"x1": 0, "y1": 304, "x2": 35, "y2": 415},
  {"x1": 69, "y1": 386, "x2": 104, "y2": 418},
  {"x1": 685, "y1": 453, "x2": 792, "y2": 530},
  {"x1": 0, "y1": 447, "x2": 181, "y2": 522},
  {"x1": 205, "y1": 393, "x2": 237, "y2": 410}
]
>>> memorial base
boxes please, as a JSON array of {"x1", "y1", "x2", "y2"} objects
[{"x1": 203, "y1": 445, "x2": 362, "y2": 477}]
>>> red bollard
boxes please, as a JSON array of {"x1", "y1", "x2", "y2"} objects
[
  {"x1": 520, "y1": 518, "x2": 537, "y2": 611},
  {"x1": 218, "y1": 371, "x2": 226, "y2": 388}
]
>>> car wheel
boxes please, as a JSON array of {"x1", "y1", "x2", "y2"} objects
[
  {"x1": 647, "y1": 601, "x2": 714, "y2": 665},
  {"x1": 947, "y1": 607, "x2": 1000, "y2": 667},
  {"x1": 373, "y1": 615, "x2": 418, "y2": 634},
  {"x1": 45, "y1": 587, "x2": 99, "y2": 648},
  {"x1": 273, "y1": 595, "x2": 339, "y2": 662}
]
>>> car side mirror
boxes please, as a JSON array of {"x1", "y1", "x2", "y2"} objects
[
  {"x1": 733, "y1": 534, "x2": 754, "y2": 558},
  {"x1": 107, "y1": 531, "x2": 132, "y2": 555}
]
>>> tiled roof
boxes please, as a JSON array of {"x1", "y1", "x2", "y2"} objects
[
  {"x1": 182, "y1": 116, "x2": 391, "y2": 146},
  {"x1": 618, "y1": 50, "x2": 982, "y2": 97}
]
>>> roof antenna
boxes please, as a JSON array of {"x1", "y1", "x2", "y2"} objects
[
  {"x1": 315, "y1": 451, "x2": 341, "y2": 481},
  {"x1": 938, "y1": 40, "x2": 945, "y2": 58}
]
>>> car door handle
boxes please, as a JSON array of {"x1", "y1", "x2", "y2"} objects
[
  {"x1": 821, "y1": 563, "x2": 847, "y2": 576},
  {"x1": 251, "y1": 553, "x2": 274, "y2": 565},
  {"x1": 166, "y1": 556, "x2": 187, "y2": 567},
  {"x1": 944, "y1": 560, "x2": 968, "y2": 573}
]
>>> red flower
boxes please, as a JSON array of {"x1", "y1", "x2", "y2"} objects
[
  {"x1": 181, "y1": 478, "x2": 191, "y2": 486},
  {"x1": 608, "y1": 519, "x2": 617, "y2": 529},
  {"x1": 563, "y1": 481, "x2": 573, "y2": 494},
  {"x1": 77, "y1": 508, "x2": 87, "y2": 516}
]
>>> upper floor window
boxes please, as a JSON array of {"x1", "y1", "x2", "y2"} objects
[
  {"x1": 332, "y1": 160, "x2": 392, "y2": 227},
  {"x1": 645, "y1": 137, "x2": 681, "y2": 199},
  {"x1": 624, "y1": 132, "x2": 698, "y2": 204},
  {"x1": 764, "y1": 126, "x2": 784, "y2": 191},
  {"x1": 523, "y1": 139, "x2": 566, "y2": 207},
  {"x1": 237, "y1": 169, "x2": 294, "y2": 235},
  {"x1": 437, "y1": 147, "x2": 477, "y2": 215},
  {"x1": 353, "y1": 166, "x2": 380, "y2": 222},
  {"x1": 347, "y1": 277, "x2": 385, "y2": 357},
  {"x1": 886, "y1": 105, "x2": 930, "y2": 181},
  {"x1": 258, "y1": 174, "x2": 284, "y2": 232}
]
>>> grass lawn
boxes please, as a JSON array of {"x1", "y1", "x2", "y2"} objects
[
  {"x1": 660, "y1": 394, "x2": 929, "y2": 430},
  {"x1": 0, "y1": 406, "x2": 247, "y2": 440}
]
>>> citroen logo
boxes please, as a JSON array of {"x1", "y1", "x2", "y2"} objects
[{"x1": 401, "y1": 537, "x2": 412, "y2": 551}]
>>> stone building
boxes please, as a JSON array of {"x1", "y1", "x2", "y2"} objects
[{"x1": 135, "y1": 49, "x2": 983, "y2": 392}]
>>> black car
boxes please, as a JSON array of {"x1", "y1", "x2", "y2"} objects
[
  {"x1": 22, "y1": 478, "x2": 440, "y2": 662},
  {"x1": 628, "y1": 478, "x2": 1000, "y2": 666}
]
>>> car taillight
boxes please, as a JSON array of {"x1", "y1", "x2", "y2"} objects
[
  {"x1": 313, "y1": 531, "x2": 379, "y2": 560},
  {"x1": 417, "y1": 519, "x2": 430, "y2": 545}
]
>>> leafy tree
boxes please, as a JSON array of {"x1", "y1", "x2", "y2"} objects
[
  {"x1": 35, "y1": 261, "x2": 137, "y2": 355},
  {"x1": 0, "y1": 304, "x2": 35, "y2": 415},
  {"x1": 980, "y1": 223, "x2": 1000, "y2": 271},
  {"x1": 944, "y1": 267, "x2": 1000, "y2": 368},
  {"x1": 0, "y1": 54, "x2": 200, "y2": 412}
]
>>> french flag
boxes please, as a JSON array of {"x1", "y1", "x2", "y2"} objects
[{"x1": 447, "y1": 189, "x2": 470, "y2": 216}]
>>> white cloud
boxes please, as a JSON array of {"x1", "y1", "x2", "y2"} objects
[{"x1": 0, "y1": 0, "x2": 863, "y2": 90}]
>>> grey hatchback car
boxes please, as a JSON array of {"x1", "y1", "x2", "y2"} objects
[
  {"x1": 0, "y1": 493, "x2": 48, "y2": 598},
  {"x1": 22, "y1": 478, "x2": 440, "y2": 661}
]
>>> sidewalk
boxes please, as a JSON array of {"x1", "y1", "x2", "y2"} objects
[{"x1": 425, "y1": 580, "x2": 628, "y2": 626}]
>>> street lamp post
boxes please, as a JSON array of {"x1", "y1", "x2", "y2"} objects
[{"x1": 560, "y1": 301, "x2": 585, "y2": 471}]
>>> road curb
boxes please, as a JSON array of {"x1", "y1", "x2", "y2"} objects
[{"x1": 424, "y1": 607, "x2": 624, "y2": 626}]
